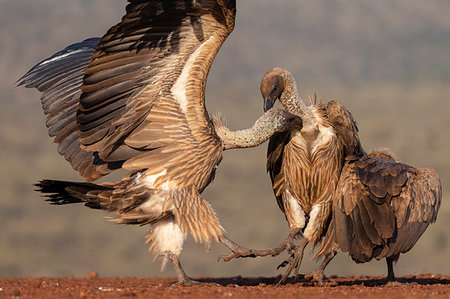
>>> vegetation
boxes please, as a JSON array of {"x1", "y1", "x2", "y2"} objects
[{"x1": 1, "y1": 0, "x2": 449, "y2": 278}]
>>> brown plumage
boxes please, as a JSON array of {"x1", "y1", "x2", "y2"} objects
[
  {"x1": 220, "y1": 67, "x2": 363, "y2": 283},
  {"x1": 224, "y1": 67, "x2": 441, "y2": 285},
  {"x1": 315, "y1": 150, "x2": 442, "y2": 283},
  {"x1": 17, "y1": 1, "x2": 302, "y2": 285},
  {"x1": 262, "y1": 68, "x2": 364, "y2": 283}
]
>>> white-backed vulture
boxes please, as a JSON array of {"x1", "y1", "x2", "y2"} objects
[
  {"x1": 221, "y1": 67, "x2": 363, "y2": 283},
  {"x1": 17, "y1": 2, "x2": 303, "y2": 285},
  {"x1": 314, "y1": 150, "x2": 441, "y2": 284}
]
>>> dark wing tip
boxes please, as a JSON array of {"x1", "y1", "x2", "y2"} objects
[{"x1": 16, "y1": 37, "x2": 100, "y2": 88}]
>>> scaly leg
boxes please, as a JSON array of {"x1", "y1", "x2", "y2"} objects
[
  {"x1": 219, "y1": 228, "x2": 301, "y2": 262},
  {"x1": 385, "y1": 255, "x2": 410, "y2": 286},
  {"x1": 218, "y1": 235, "x2": 257, "y2": 261},
  {"x1": 386, "y1": 256, "x2": 396, "y2": 282},
  {"x1": 304, "y1": 249, "x2": 337, "y2": 285},
  {"x1": 166, "y1": 251, "x2": 201, "y2": 286},
  {"x1": 278, "y1": 238, "x2": 309, "y2": 284}
]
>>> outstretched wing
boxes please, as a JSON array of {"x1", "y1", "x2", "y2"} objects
[
  {"x1": 17, "y1": 38, "x2": 103, "y2": 179},
  {"x1": 333, "y1": 152, "x2": 441, "y2": 262},
  {"x1": 20, "y1": 0, "x2": 236, "y2": 185}
]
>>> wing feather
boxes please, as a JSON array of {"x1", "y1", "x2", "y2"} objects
[
  {"x1": 17, "y1": 38, "x2": 103, "y2": 179},
  {"x1": 326, "y1": 101, "x2": 364, "y2": 156},
  {"x1": 333, "y1": 152, "x2": 441, "y2": 262},
  {"x1": 266, "y1": 132, "x2": 291, "y2": 213},
  {"x1": 77, "y1": 0, "x2": 236, "y2": 185},
  {"x1": 20, "y1": 1, "x2": 236, "y2": 184}
]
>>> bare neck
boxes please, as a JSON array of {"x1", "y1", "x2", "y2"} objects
[
  {"x1": 213, "y1": 108, "x2": 301, "y2": 150},
  {"x1": 280, "y1": 74, "x2": 315, "y2": 126}
]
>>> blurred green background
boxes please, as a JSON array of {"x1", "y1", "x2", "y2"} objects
[{"x1": 1, "y1": 0, "x2": 449, "y2": 278}]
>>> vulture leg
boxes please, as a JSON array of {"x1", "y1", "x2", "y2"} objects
[
  {"x1": 385, "y1": 255, "x2": 403, "y2": 284},
  {"x1": 304, "y1": 249, "x2": 337, "y2": 285},
  {"x1": 277, "y1": 238, "x2": 309, "y2": 284},
  {"x1": 219, "y1": 228, "x2": 301, "y2": 262},
  {"x1": 386, "y1": 256, "x2": 395, "y2": 281},
  {"x1": 258, "y1": 227, "x2": 301, "y2": 256},
  {"x1": 166, "y1": 251, "x2": 200, "y2": 286},
  {"x1": 219, "y1": 235, "x2": 257, "y2": 261}
]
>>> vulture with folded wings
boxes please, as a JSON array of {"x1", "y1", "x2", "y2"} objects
[
  {"x1": 17, "y1": 1, "x2": 303, "y2": 285},
  {"x1": 221, "y1": 67, "x2": 363, "y2": 282},
  {"x1": 314, "y1": 150, "x2": 441, "y2": 284},
  {"x1": 260, "y1": 68, "x2": 364, "y2": 282}
]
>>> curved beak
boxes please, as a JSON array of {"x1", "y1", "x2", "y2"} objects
[{"x1": 263, "y1": 97, "x2": 276, "y2": 112}]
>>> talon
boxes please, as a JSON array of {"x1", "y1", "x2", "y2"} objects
[
  {"x1": 276, "y1": 239, "x2": 308, "y2": 284},
  {"x1": 218, "y1": 248, "x2": 257, "y2": 263},
  {"x1": 277, "y1": 260, "x2": 289, "y2": 270},
  {"x1": 277, "y1": 254, "x2": 294, "y2": 269}
]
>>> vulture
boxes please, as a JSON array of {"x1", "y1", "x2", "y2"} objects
[
  {"x1": 17, "y1": 1, "x2": 303, "y2": 285},
  {"x1": 221, "y1": 67, "x2": 363, "y2": 283},
  {"x1": 224, "y1": 67, "x2": 442, "y2": 285},
  {"x1": 314, "y1": 150, "x2": 441, "y2": 284}
]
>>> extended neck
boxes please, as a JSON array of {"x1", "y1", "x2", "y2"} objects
[
  {"x1": 279, "y1": 73, "x2": 309, "y2": 115},
  {"x1": 279, "y1": 73, "x2": 315, "y2": 126},
  {"x1": 213, "y1": 108, "x2": 301, "y2": 150}
]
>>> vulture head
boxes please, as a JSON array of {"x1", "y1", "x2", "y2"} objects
[{"x1": 260, "y1": 67, "x2": 300, "y2": 112}]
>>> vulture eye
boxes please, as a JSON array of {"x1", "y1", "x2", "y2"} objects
[{"x1": 271, "y1": 83, "x2": 281, "y2": 97}]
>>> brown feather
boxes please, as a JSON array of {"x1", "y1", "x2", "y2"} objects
[
  {"x1": 332, "y1": 151, "x2": 441, "y2": 264},
  {"x1": 262, "y1": 68, "x2": 363, "y2": 248}
]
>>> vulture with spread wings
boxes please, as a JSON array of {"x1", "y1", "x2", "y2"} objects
[{"x1": 18, "y1": 1, "x2": 302, "y2": 285}]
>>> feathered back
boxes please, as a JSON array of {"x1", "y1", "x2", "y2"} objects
[{"x1": 333, "y1": 152, "x2": 441, "y2": 262}]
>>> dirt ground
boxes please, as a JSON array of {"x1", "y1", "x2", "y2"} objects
[{"x1": 1, "y1": 274, "x2": 448, "y2": 298}]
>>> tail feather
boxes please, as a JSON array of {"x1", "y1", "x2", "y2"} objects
[
  {"x1": 36, "y1": 179, "x2": 167, "y2": 226},
  {"x1": 36, "y1": 179, "x2": 112, "y2": 208}
]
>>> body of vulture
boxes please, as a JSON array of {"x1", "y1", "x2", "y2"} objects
[
  {"x1": 261, "y1": 68, "x2": 364, "y2": 283},
  {"x1": 17, "y1": 1, "x2": 303, "y2": 285},
  {"x1": 222, "y1": 67, "x2": 364, "y2": 283},
  {"x1": 315, "y1": 149, "x2": 441, "y2": 284}
]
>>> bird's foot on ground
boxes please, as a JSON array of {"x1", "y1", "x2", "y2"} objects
[
  {"x1": 276, "y1": 239, "x2": 308, "y2": 285},
  {"x1": 171, "y1": 278, "x2": 219, "y2": 287},
  {"x1": 304, "y1": 269, "x2": 325, "y2": 286},
  {"x1": 385, "y1": 280, "x2": 411, "y2": 287},
  {"x1": 171, "y1": 277, "x2": 201, "y2": 287},
  {"x1": 276, "y1": 252, "x2": 303, "y2": 285}
]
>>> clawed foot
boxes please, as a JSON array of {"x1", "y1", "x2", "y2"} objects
[
  {"x1": 171, "y1": 277, "x2": 202, "y2": 287},
  {"x1": 277, "y1": 238, "x2": 308, "y2": 285},
  {"x1": 171, "y1": 278, "x2": 220, "y2": 287},
  {"x1": 218, "y1": 246, "x2": 257, "y2": 262},
  {"x1": 385, "y1": 279, "x2": 411, "y2": 287},
  {"x1": 277, "y1": 251, "x2": 302, "y2": 285},
  {"x1": 304, "y1": 269, "x2": 325, "y2": 285},
  {"x1": 218, "y1": 230, "x2": 301, "y2": 263},
  {"x1": 219, "y1": 242, "x2": 295, "y2": 262}
]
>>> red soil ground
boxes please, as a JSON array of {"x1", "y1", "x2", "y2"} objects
[{"x1": 1, "y1": 274, "x2": 448, "y2": 298}]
